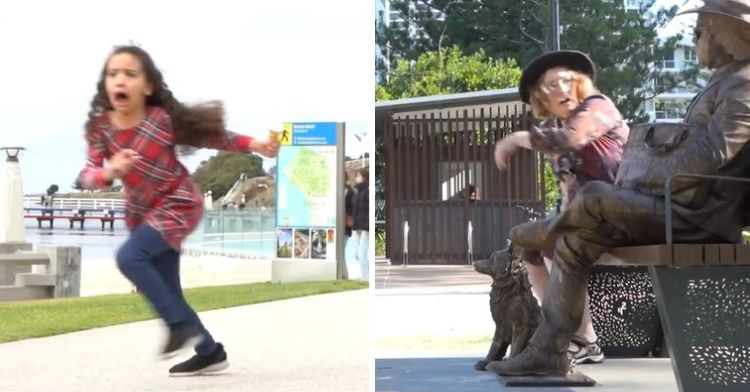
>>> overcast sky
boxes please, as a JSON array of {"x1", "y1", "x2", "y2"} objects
[
  {"x1": 0, "y1": 0, "x2": 702, "y2": 195},
  {"x1": 656, "y1": 0, "x2": 698, "y2": 40},
  {"x1": 0, "y1": 0, "x2": 373, "y2": 193}
]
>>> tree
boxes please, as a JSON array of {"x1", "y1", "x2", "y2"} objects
[
  {"x1": 377, "y1": 45, "x2": 522, "y2": 100},
  {"x1": 377, "y1": 1, "x2": 539, "y2": 81},
  {"x1": 378, "y1": 0, "x2": 701, "y2": 121},
  {"x1": 192, "y1": 152, "x2": 265, "y2": 199}
]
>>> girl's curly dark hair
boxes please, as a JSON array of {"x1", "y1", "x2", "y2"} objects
[{"x1": 85, "y1": 45, "x2": 226, "y2": 148}]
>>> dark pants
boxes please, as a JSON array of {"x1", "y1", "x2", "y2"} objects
[
  {"x1": 514, "y1": 181, "x2": 723, "y2": 353},
  {"x1": 116, "y1": 224, "x2": 217, "y2": 356}
]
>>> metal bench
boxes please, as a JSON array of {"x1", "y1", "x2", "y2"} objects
[
  {"x1": 35, "y1": 215, "x2": 54, "y2": 228},
  {"x1": 99, "y1": 209, "x2": 123, "y2": 231},
  {"x1": 599, "y1": 174, "x2": 750, "y2": 392},
  {"x1": 68, "y1": 209, "x2": 86, "y2": 229},
  {"x1": 100, "y1": 216, "x2": 115, "y2": 230}
]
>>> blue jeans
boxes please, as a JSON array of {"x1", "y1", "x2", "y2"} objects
[
  {"x1": 350, "y1": 230, "x2": 370, "y2": 281},
  {"x1": 116, "y1": 224, "x2": 217, "y2": 356}
]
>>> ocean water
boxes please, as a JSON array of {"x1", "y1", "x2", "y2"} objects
[{"x1": 24, "y1": 219, "x2": 128, "y2": 262}]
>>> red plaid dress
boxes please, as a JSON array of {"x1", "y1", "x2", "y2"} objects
[{"x1": 78, "y1": 106, "x2": 253, "y2": 250}]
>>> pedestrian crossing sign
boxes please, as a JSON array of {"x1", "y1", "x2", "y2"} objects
[{"x1": 280, "y1": 123, "x2": 293, "y2": 145}]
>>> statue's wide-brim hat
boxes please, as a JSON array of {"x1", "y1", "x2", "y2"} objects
[
  {"x1": 518, "y1": 50, "x2": 596, "y2": 104},
  {"x1": 675, "y1": 0, "x2": 750, "y2": 26}
]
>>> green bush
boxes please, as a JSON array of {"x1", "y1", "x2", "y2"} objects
[{"x1": 375, "y1": 228, "x2": 386, "y2": 257}]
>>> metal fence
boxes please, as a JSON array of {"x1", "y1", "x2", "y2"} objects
[
  {"x1": 23, "y1": 196, "x2": 125, "y2": 211},
  {"x1": 183, "y1": 208, "x2": 276, "y2": 259},
  {"x1": 382, "y1": 104, "x2": 546, "y2": 264}
]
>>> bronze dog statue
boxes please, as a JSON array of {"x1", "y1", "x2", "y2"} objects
[{"x1": 474, "y1": 242, "x2": 541, "y2": 371}]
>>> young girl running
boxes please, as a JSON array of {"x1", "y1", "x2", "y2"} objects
[{"x1": 77, "y1": 45, "x2": 280, "y2": 376}]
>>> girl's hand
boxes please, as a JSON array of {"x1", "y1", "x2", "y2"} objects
[
  {"x1": 494, "y1": 138, "x2": 519, "y2": 171},
  {"x1": 251, "y1": 134, "x2": 281, "y2": 158},
  {"x1": 108, "y1": 149, "x2": 139, "y2": 178}
]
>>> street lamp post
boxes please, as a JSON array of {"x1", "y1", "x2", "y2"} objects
[
  {"x1": 0, "y1": 147, "x2": 28, "y2": 244},
  {"x1": 551, "y1": 0, "x2": 561, "y2": 51},
  {"x1": 257, "y1": 183, "x2": 269, "y2": 255}
]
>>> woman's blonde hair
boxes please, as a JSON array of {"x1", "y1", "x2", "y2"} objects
[{"x1": 528, "y1": 69, "x2": 599, "y2": 120}]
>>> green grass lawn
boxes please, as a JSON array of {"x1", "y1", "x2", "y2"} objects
[{"x1": 0, "y1": 280, "x2": 367, "y2": 344}]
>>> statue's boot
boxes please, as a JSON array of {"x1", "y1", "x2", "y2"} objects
[
  {"x1": 486, "y1": 253, "x2": 587, "y2": 376},
  {"x1": 509, "y1": 217, "x2": 557, "y2": 250},
  {"x1": 485, "y1": 342, "x2": 570, "y2": 376}
]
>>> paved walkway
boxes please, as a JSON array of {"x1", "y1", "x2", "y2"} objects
[
  {"x1": 375, "y1": 264, "x2": 490, "y2": 289},
  {"x1": 0, "y1": 289, "x2": 369, "y2": 392},
  {"x1": 376, "y1": 356, "x2": 675, "y2": 392},
  {"x1": 374, "y1": 264, "x2": 678, "y2": 392}
]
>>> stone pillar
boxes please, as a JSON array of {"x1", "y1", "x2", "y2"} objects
[
  {"x1": 38, "y1": 245, "x2": 81, "y2": 298},
  {"x1": 207, "y1": 191, "x2": 213, "y2": 210},
  {"x1": 0, "y1": 147, "x2": 27, "y2": 243},
  {"x1": 0, "y1": 148, "x2": 33, "y2": 282},
  {"x1": 0, "y1": 148, "x2": 25, "y2": 241}
]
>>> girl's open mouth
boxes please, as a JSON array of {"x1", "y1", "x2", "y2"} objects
[{"x1": 113, "y1": 92, "x2": 129, "y2": 105}]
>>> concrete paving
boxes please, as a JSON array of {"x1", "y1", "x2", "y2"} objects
[
  {"x1": 375, "y1": 264, "x2": 490, "y2": 289},
  {"x1": 0, "y1": 289, "x2": 369, "y2": 392},
  {"x1": 374, "y1": 265, "x2": 679, "y2": 392},
  {"x1": 376, "y1": 356, "x2": 676, "y2": 392}
]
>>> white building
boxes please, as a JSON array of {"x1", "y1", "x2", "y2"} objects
[
  {"x1": 639, "y1": 0, "x2": 705, "y2": 122},
  {"x1": 376, "y1": 0, "x2": 388, "y2": 83},
  {"x1": 387, "y1": 1, "x2": 444, "y2": 27},
  {"x1": 643, "y1": 37, "x2": 703, "y2": 122},
  {"x1": 378, "y1": 0, "x2": 445, "y2": 79}
]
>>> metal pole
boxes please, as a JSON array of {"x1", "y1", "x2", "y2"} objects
[
  {"x1": 467, "y1": 220, "x2": 473, "y2": 266},
  {"x1": 551, "y1": 0, "x2": 560, "y2": 50},
  {"x1": 337, "y1": 123, "x2": 348, "y2": 280}
]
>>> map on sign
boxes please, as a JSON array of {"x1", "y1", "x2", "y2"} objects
[
  {"x1": 276, "y1": 122, "x2": 338, "y2": 230},
  {"x1": 277, "y1": 146, "x2": 337, "y2": 228}
]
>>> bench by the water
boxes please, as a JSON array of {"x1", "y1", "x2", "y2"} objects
[
  {"x1": 0, "y1": 243, "x2": 81, "y2": 302},
  {"x1": 24, "y1": 207, "x2": 126, "y2": 230}
]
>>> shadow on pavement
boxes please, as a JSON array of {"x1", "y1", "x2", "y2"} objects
[{"x1": 376, "y1": 357, "x2": 577, "y2": 392}]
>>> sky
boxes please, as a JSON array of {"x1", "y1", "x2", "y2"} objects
[
  {"x1": 655, "y1": 0, "x2": 699, "y2": 40},
  {"x1": 0, "y1": 0, "x2": 374, "y2": 193}
]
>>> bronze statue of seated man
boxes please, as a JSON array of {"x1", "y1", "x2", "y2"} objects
[{"x1": 488, "y1": 0, "x2": 750, "y2": 376}]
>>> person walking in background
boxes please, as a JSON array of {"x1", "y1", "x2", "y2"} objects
[
  {"x1": 350, "y1": 168, "x2": 370, "y2": 280},
  {"x1": 344, "y1": 171, "x2": 356, "y2": 271}
]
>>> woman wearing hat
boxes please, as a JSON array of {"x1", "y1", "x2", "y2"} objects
[{"x1": 493, "y1": 50, "x2": 630, "y2": 365}]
